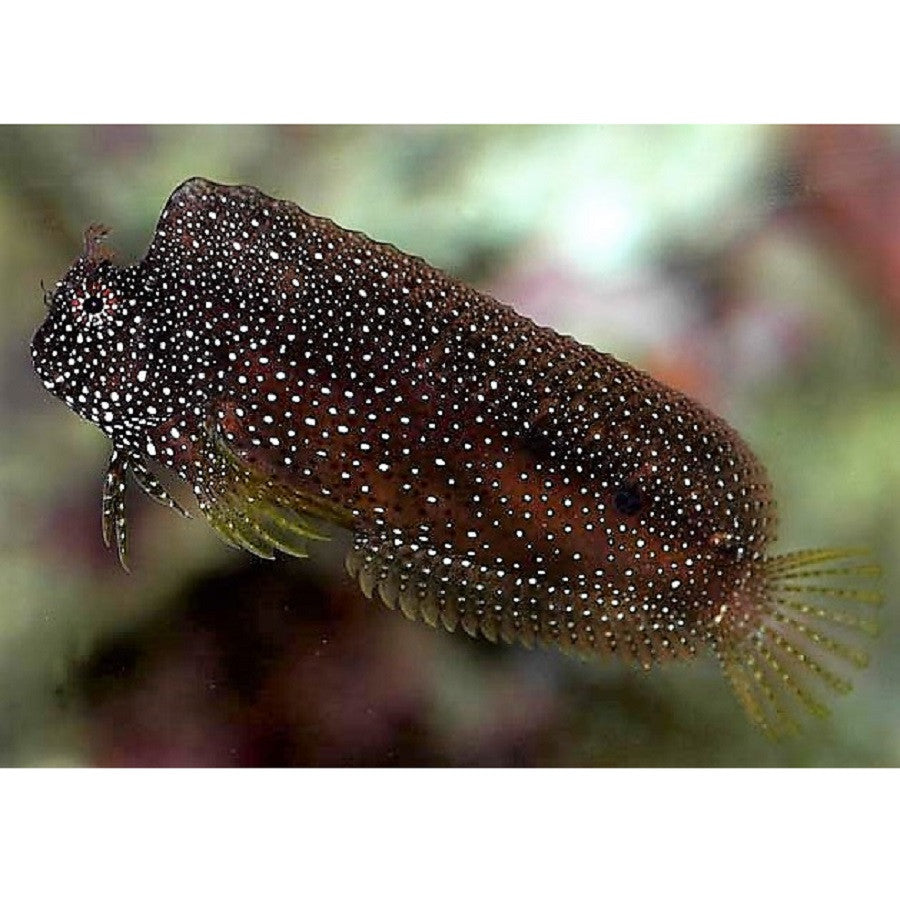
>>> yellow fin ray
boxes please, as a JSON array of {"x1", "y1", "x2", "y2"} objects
[
  {"x1": 774, "y1": 598, "x2": 880, "y2": 636},
  {"x1": 764, "y1": 547, "x2": 873, "y2": 574},
  {"x1": 768, "y1": 563, "x2": 882, "y2": 581},
  {"x1": 721, "y1": 647, "x2": 775, "y2": 734},
  {"x1": 769, "y1": 583, "x2": 883, "y2": 605}
]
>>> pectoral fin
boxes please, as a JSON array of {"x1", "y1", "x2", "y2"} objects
[{"x1": 192, "y1": 419, "x2": 343, "y2": 559}]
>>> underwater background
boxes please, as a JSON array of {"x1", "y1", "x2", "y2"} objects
[{"x1": 1, "y1": 124, "x2": 897, "y2": 766}]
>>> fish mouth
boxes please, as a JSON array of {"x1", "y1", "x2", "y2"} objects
[
  {"x1": 30, "y1": 333, "x2": 51, "y2": 380},
  {"x1": 30, "y1": 328, "x2": 64, "y2": 395}
]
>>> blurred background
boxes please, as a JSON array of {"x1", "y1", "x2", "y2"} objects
[{"x1": 0, "y1": 124, "x2": 897, "y2": 766}]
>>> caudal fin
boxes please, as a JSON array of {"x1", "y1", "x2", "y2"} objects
[{"x1": 718, "y1": 549, "x2": 882, "y2": 738}]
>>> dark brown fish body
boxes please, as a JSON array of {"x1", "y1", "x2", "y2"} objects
[{"x1": 31, "y1": 178, "x2": 879, "y2": 734}]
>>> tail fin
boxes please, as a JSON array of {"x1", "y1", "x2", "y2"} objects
[{"x1": 718, "y1": 549, "x2": 882, "y2": 738}]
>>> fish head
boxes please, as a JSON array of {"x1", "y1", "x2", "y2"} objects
[{"x1": 31, "y1": 226, "x2": 151, "y2": 440}]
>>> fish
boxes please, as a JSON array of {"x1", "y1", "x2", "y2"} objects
[{"x1": 31, "y1": 177, "x2": 881, "y2": 736}]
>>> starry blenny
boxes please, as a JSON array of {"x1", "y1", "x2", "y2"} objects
[{"x1": 31, "y1": 177, "x2": 881, "y2": 735}]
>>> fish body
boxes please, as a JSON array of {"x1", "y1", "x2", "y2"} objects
[{"x1": 31, "y1": 178, "x2": 880, "y2": 734}]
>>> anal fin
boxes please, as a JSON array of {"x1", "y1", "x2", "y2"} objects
[{"x1": 347, "y1": 533, "x2": 577, "y2": 655}]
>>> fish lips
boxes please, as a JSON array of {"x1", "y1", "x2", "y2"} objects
[{"x1": 30, "y1": 319, "x2": 66, "y2": 395}]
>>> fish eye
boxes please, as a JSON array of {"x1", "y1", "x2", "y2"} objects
[
  {"x1": 71, "y1": 285, "x2": 116, "y2": 322},
  {"x1": 614, "y1": 481, "x2": 643, "y2": 516},
  {"x1": 83, "y1": 294, "x2": 104, "y2": 314}
]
